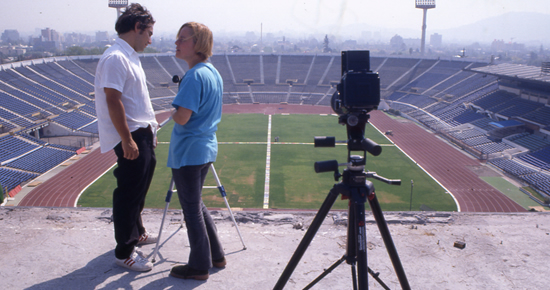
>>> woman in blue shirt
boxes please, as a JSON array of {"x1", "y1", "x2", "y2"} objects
[{"x1": 168, "y1": 22, "x2": 225, "y2": 281}]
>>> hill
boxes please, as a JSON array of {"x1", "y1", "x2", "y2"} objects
[{"x1": 436, "y1": 12, "x2": 550, "y2": 45}]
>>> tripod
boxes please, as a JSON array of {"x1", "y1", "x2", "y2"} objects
[
  {"x1": 151, "y1": 163, "x2": 247, "y2": 263},
  {"x1": 274, "y1": 113, "x2": 410, "y2": 290}
]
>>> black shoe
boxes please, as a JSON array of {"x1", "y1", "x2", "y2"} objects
[
  {"x1": 213, "y1": 257, "x2": 226, "y2": 268},
  {"x1": 170, "y1": 265, "x2": 209, "y2": 280}
]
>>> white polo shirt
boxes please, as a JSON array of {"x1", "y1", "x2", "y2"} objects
[{"x1": 94, "y1": 37, "x2": 158, "y2": 153}]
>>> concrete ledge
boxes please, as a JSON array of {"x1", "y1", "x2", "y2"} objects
[{"x1": 1, "y1": 207, "x2": 549, "y2": 289}]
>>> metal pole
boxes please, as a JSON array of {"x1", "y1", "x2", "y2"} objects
[
  {"x1": 421, "y1": 8, "x2": 427, "y2": 55},
  {"x1": 209, "y1": 164, "x2": 247, "y2": 250},
  {"x1": 409, "y1": 180, "x2": 414, "y2": 211},
  {"x1": 152, "y1": 177, "x2": 175, "y2": 263}
]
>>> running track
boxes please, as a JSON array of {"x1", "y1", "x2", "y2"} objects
[
  {"x1": 368, "y1": 110, "x2": 525, "y2": 212},
  {"x1": 18, "y1": 105, "x2": 526, "y2": 212}
]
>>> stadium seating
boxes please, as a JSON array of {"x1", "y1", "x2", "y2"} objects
[
  {"x1": 507, "y1": 133, "x2": 550, "y2": 151},
  {"x1": 5, "y1": 147, "x2": 76, "y2": 174},
  {"x1": 0, "y1": 167, "x2": 39, "y2": 194},
  {"x1": 0, "y1": 135, "x2": 40, "y2": 163},
  {"x1": 55, "y1": 59, "x2": 94, "y2": 86},
  {"x1": 522, "y1": 106, "x2": 550, "y2": 126}
]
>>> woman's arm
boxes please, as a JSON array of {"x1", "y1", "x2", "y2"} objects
[{"x1": 171, "y1": 106, "x2": 193, "y2": 125}]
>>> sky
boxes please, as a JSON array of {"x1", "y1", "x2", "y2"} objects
[{"x1": 1, "y1": 0, "x2": 549, "y2": 39}]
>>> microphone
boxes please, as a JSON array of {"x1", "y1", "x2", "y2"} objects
[{"x1": 172, "y1": 75, "x2": 180, "y2": 83}]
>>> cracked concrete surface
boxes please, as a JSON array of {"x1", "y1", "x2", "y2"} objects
[{"x1": 1, "y1": 207, "x2": 549, "y2": 289}]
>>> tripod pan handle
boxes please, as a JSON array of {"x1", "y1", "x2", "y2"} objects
[{"x1": 314, "y1": 160, "x2": 339, "y2": 173}]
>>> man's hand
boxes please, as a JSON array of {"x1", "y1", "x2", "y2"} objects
[{"x1": 122, "y1": 139, "x2": 139, "y2": 160}]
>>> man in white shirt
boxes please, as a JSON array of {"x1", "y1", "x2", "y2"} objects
[{"x1": 94, "y1": 3, "x2": 158, "y2": 272}]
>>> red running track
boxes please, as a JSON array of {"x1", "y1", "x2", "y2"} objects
[
  {"x1": 18, "y1": 111, "x2": 172, "y2": 208},
  {"x1": 369, "y1": 110, "x2": 526, "y2": 212},
  {"x1": 18, "y1": 149, "x2": 116, "y2": 207},
  {"x1": 18, "y1": 106, "x2": 526, "y2": 212}
]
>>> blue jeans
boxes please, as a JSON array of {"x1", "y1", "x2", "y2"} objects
[{"x1": 172, "y1": 163, "x2": 225, "y2": 270}]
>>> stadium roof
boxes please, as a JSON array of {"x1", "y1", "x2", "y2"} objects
[
  {"x1": 489, "y1": 120, "x2": 524, "y2": 128},
  {"x1": 471, "y1": 63, "x2": 550, "y2": 84}
]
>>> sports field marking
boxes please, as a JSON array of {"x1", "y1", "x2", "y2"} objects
[{"x1": 263, "y1": 115, "x2": 272, "y2": 209}]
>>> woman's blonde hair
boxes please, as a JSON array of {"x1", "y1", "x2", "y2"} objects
[{"x1": 178, "y1": 22, "x2": 213, "y2": 61}]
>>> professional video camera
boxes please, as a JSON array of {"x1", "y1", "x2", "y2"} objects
[
  {"x1": 318, "y1": 50, "x2": 382, "y2": 160},
  {"x1": 331, "y1": 50, "x2": 380, "y2": 115}
]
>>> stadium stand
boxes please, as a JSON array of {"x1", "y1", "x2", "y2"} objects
[
  {"x1": 30, "y1": 62, "x2": 94, "y2": 97},
  {"x1": 51, "y1": 111, "x2": 96, "y2": 130},
  {"x1": 57, "y1": 58, "x2": 96, "y2": 84},
  {"x1": 4, "y1": 147, "x2": 76, "y2": 174},
  {"x1": 522, "y1": 106, "x2": 550, "y2": 126},
  {"x1": 0, "y1": 167, "x2": 38, "y2": 196},
  {"x1": 507, "y1": 134, "x2": 550, "y2": 151},
  {"x1": 0, "y1": 135, "x2": 40, "y2": 163}
]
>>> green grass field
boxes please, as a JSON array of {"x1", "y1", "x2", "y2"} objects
[{"x1": 78, "y1": 114, "x2": 458, "y2": 211}]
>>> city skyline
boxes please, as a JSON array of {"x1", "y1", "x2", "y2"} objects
[{"x1": 1, "y1": 0, "x2": 549, "y2": 43}]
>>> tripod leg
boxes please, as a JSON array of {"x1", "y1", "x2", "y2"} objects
[
  {"x1": 152, "y1": 177, "x2": 176, "y2": 263},
  {"x1": 367, "y1": 267, "x2": 391, "y2": 290},
  {"x1": 273, "y1": 185, "x2": 341, "y2": 290},
  {"x1": 350, "y1": 189, "x2": 368, "y2": 290},
  {"x1": 368, "y1": 192, "x2": 411, "y2": 290},
  {"x1": 303, "y1": 255, "x2": 347, "y2": 290},
  {"x1": 210, "y1": 164, "x2": 247, "y2": 250},
  {"x1": 351, "y1": 263, "x2": 359, "y2": 290}
]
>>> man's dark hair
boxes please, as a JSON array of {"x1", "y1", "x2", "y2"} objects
[{"x1": 115, "y1": 3, "x2": 155, "y2": 35}]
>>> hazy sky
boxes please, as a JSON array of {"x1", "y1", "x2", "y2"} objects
[{"x1": 1, "y1": 0, "x2": 549, "y2": 37}]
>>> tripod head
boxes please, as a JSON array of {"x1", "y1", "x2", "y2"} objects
[{"x1": 314, "y1": 111, "x2": 401, "y2": 188}]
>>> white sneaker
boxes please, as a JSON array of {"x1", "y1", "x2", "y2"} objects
[
  {"x1": 137, "y1": 231, "x2": 158, "y2": 245},
  {"x1": 115, "y1": 249, "x2": 153, "y2": 272}
]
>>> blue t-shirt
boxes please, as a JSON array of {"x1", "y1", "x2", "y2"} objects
[{"x1": 167, "y1": 62, "x2": 223, "y2": 168}]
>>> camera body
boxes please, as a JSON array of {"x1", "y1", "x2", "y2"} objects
[{"x1": 332, "y1": 50, "x2": 380, "y2": 114}]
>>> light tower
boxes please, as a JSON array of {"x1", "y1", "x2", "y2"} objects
[
  {"x1": 415, "y1": 0, "x2": 436, "y2": 56},
  {"x1": 108, "y1": 0, "x2": 128, "y2": 18}
]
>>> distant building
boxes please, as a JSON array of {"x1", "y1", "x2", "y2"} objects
[
  {"x1": 430, "y1": 33, "x2": 442, "y2": 48},
  {"x1": 0, "y1": 44, "x2": 27, "y2": 56},
  {"x1": 403, "y1": 38, "x2": 421, "y2": 49},
  {"x1": 33, "y1": 28, "x2": 63, "y2": 51},
  {"x1": 1, "y1": 29, "x2": 20, "y2": 43},
  {"x1": 390, "y1": 34, "x2": 404, "y2": 50},
  {"x1": 491, "y1": 39, "x2": 525, "y2": 52},
  {"x1": 64, "y1": 32, "x2": 93, "y2": 45},
  {"x1": 41, "y1": 28, "x2": 62, "y2": 42},
  {"x1": 95, "y1": 31, "x2": 109, "y2": 43}
]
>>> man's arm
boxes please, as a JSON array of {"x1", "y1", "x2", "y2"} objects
[
  {"x1": 105, "y1": 87, "x2": 139, "y2": 160},
  {"x1": 171, "y1": 106, "x2": 193, "y2": 126}
]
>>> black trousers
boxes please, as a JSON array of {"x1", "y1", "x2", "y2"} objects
[
  {"x1": 172, "y1": 163, "x2": 225, "y2": 270},
  {"x1": 112, "y1": 126, "x2": 156, "y2": 259}
]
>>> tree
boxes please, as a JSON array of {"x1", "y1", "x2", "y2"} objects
[
  {"x1": 323, "y1": 35, "x2": 332, "y2": 53},
  {"x1": 65, "y1": 46, "x2": 87, "y2": 56}
]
